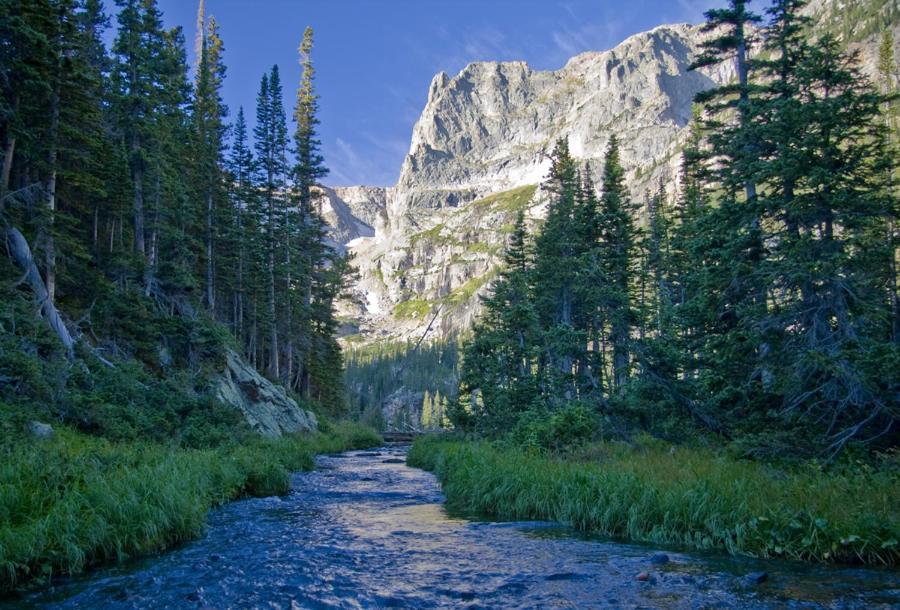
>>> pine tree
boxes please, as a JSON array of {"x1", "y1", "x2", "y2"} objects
[
  {"x1": 421, "y1": 390, "x2": 433, "y2": 429},
  {"x1": 572, "y1": 166, "x2": 607, "y2": 397},
  {"x1": 877, "y1": 30, "x2": 899, "y2": 339},
  {"x1": 458, "y1": 210, "x2": 539, "y2": 434},
  {"x1": 757, "y1": 26, "x2": 898, "y2": 454},
  {"x1": 289, "y1": 27, "x2": 347, "y2": 413},
  {"x1": 192, "y1": 13, "x2": 227, "y2": 313},
  {"x1": 253, "y1": 67, "x2": 288, "y2": 377},
  {"x1": 690, "y1": 0, "x2": 762, "y2": 204},
  {"x1": 533, "y1": 139, "x2": 583, "y2": 400},
  {"x1": 224, "y1": 107, "x2": 254, "y2": 350},
  {"x1": 111, "y1": 0, "x2": 174, "y2": 260},
  {"x1": 597, "y1": 135, "x2": 636, "y2": 391}
]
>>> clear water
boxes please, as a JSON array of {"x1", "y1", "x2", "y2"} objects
[{"x1": 7, "y1": 446, "x2": 899, "y2": 609}]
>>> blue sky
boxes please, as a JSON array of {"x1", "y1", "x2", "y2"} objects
[{"x1": 108, "y1": 0, "x2": 721, "y2": 187}]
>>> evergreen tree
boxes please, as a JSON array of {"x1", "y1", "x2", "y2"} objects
[
  {"x1": 877, "y1": 30, "x2": 899, "y2": 339},
  {"x1": 290, "y1": 27, "x2": 347, "y2": 413},
  {"x1": 596, "y1": 135, "x2": 636, "y2": 391},
  {"x1": 458, "y1": 210, "x2": 539, "y2": 434},
  {"x1": 111, "y1": 0, "x2": 176, "y2": 261},
  {"x1": 253, "y1": 67, "x2": 288, "y2": 377},
  {"x1": 223, "y1": 107, "x2": 254, "y2": 350},
  {"x1": 533, "y1": 139, "x2": 583, "y2": 400},
  {"x1": 572, "y1": 166, "x2": 607, "y2": 397},
  {"x1": 192, "y1": 13, "x2": 227, "y2": 313}
]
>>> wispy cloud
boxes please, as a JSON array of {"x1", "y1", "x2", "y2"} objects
[
  {"x1": 325, "y1": 135, "x2": 407, "y2": 187},
  {"x1": 673, "y1": 0, "x2": 722, "y2": 23}
]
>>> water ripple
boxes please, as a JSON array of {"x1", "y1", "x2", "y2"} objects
[{"x1": 7, "y1": 447, "x2": 899, "y2": 609}]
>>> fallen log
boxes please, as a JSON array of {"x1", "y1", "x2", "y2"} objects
[{"x1": 4, "y1": 226, "x2": 75, "y2": 357}]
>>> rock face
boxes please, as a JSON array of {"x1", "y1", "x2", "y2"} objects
[
  {"x1": 322, "y1": 4, "x2": 897, "y2": 347},
  {"x1": 326, "y1": 23, "x2": 731, "y2": 346},
  {"x1": 389, "y1": 23, "x2": 731, "y2": 234},
  {"x1": 380, "y1": 387, "x2": 424, "y2": 430},
  {"x1": 214, "y1": 350, "x2": 317, "y2": 437}
]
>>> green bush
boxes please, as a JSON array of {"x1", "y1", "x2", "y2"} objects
[
  {"x1": 408, "y1": 435, "x2": 900, "y2": 566},
  {"x1": 512, "y1": 403, "x2": 598, "y2": 452}
]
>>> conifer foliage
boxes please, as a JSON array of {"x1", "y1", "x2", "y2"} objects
[
  {"x1": 457, "y1": 0, "x2": 899, "y2": 458},
  {"x1": 1, "y1": 1, "x2": 349, "y2": 418}
]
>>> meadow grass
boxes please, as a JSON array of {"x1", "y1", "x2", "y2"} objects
[
  {"x1": 408, "y1": 435, "x2": 900, "y2": 566},
  {"x1": 0, "y1": 421, "x2": 381, "y2": 592}
]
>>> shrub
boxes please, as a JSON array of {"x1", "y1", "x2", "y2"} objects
[{"x1": 512, "y1": 403, "x2": 598, "y2": 453}]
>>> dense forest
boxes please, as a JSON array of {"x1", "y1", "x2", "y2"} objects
[
  {"x1": 0, "y1": 1, "x2": 389, "y2": 591},
  {"x1": 0, "y1": 0, "x2": 349, "y2": 442},
  {"x1": 455, "y1": 0, "x2": 899, "y2": 460},
  {"x1": 345, "y1": 339, "x2": 459, "y2": 430}
]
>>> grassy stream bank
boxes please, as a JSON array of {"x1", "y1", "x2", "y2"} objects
[
  {"x1": 0, "y1": 421, "x2": 381, "y2": 593},
  {"x1": 408, "y1": 436, "x2": 899, "y2": 567}
]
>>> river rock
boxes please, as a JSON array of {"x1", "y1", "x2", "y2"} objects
[
  {"x1": 743, "y1": 571, "x2": 769, "y2": 586},
  {"x1": 213, "y1": 350, "x2": 317, "y2": 437},
  {"x1": 649, "y1": 553, "x2": 670, "y2": 565},
  {"x1": 26, "y1": 421, "x2": 53, "y2": 439}
]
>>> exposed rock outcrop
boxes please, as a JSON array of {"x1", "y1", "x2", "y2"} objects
[
  {"x1": 322, "y1": 2, "x2": 897, "y2": 347},
  {"x1": 214, "y1": 350, "x2": 317, "y2": 437},
  {"x1": 330, "y1": 24, "x2": 732, "y2": 345}
]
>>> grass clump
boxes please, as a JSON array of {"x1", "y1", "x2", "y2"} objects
[
  {"x1": 408, "y1": 435, "x2": 900, "y2": 566},
  {"x1": 471, "y1": 184, "x2": 537, "y2": 213},
  {"x1": 443, "y1": 270, "x2": 498, "y2": 307},
  {"x1": 393, "y1": 299, "x2": 432, "y2": 320},
  {"x1": 0, "y1": 420, "x2": 381, "y2": 593},
  {"x1": 409, "y1": 223, "x2": 461, "y2": 248}
]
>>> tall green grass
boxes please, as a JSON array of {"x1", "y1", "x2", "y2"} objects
[
  {"x1": 0, "y1": 421, "x2": 381, "y2": 592},
  {"x1": 408, "y1": 436, "x2": 900, "y2": 566}
]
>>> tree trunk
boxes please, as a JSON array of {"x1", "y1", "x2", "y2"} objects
[
  {"x1": 5, "y1": 227, "x2": 75, "y2": 356},
  {"x1": 45, "y1": 75, "x2": 61, "y2": 304},
  {"x1": 267, "y1": 205, "x2": 279, "y2": 379},
  {"x1": 736, "y1": 21, "x2": 757, "y2": 204},
  {"x1": 284, "y1": 238, "x2": 293, "y2": 388},
  {"x1": 206, "y1": 189, "x2": 215, "y2": 311},
  {"x1": 131, "y1": 132, "x2": 145, "y2": 256},
  {"x1": 1, "y1": 134, "x2": 15, "y2": 195}
]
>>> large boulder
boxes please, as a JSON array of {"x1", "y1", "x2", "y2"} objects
[
  {"x1": 214, "y1": 350, "x2": 317, "y2": 437},
  {"x1": 26, "y1": 421, "x2": 54, "y2": 439}
]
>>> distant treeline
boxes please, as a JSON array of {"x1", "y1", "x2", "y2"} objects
[{"x1": 344, "y1": 340, "x2": 459, "y2": 429}]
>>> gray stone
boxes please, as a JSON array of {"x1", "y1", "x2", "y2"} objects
[
  {"x1": 27, "y1": 421, "x2": 54, "y2": 439},
  {"x1": 743, "y1": 571, "x2": 768, "y2": 586},
  {"x1": 649, "y1": 553, "x2": 670, "y2": 565},
  {"x1": 213, "y1": 350, "x2": 317, "y2": 437}
]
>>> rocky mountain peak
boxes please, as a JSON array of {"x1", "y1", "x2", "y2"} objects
[{"x1": 323, "y1": 6, "x2": 896, "y2": 348}]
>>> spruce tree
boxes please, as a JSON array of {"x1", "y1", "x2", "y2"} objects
[
  {"x1": 458, "y1": 210, "x2": 539, "y2": 434},
  {"x1": 192, "y1": 14, "x2": 227, "y2": 313},
  {"x1": 597, "y1": 135, "x2": 636, "y2": 391},
  {"x1": 533, "y1": 139, "x2": 582, "y2": 400},
  {"x1": 223, "y1": 106, "x2": 255, "y2": 349},
  {"x1": 253, "y1": 67, "x2": 288, "y2": 378}
]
